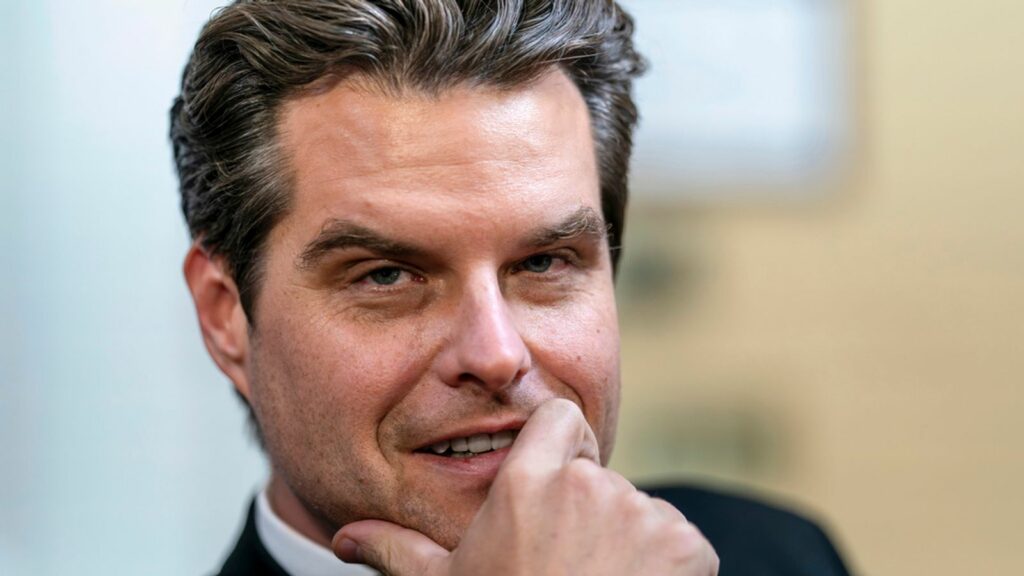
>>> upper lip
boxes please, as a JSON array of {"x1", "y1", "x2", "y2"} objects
[{"x1": 413, "y1": 416, "x2": 527, "y2": 451}]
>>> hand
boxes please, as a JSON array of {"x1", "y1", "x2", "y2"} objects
[{"x1": 332, "y1": 398, "x2": 719, "y2": 575}]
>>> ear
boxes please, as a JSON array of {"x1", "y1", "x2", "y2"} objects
[{"x1": 183, "y1": 242, "x2": 253, "y2": 402}]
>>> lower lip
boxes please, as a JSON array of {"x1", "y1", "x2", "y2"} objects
[{"x1": 411, "y1": 446, "x2": 513, "y2": 485}]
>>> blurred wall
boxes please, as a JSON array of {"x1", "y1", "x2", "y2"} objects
[
  {"x1": 609, "y1": 1, "x2": 1024, "y2": 575},
  {"x1": 0, "y1": 2, "x2": 266, "y2": 575}
]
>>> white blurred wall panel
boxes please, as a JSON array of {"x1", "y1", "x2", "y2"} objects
[
  {"x1": 1, "y1": 2, "x2": 265, "y2": 575},
  {"x1": 622, "y1": 0, "x2": 851, "y2": 197}
]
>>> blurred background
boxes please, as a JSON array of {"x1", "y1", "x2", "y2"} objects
[{"x1": 1, "y1": 0, "x2": 1021, "y2": 574}]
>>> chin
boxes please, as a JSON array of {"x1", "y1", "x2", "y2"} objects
[
  {"x1": 401, "y1": 493, "x2": 483, "y2": 551},
  {"x1": 428, "y1": 520, "x2": 470, "y2": 552}
]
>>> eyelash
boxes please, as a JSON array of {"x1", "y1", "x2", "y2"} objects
[
  {"x1": 510, "y1": 251, "x2": 576, "y2": 275},
  {"x1": 351, "y1": 263, "x2": 423, "y2": 291},
  {"x1": 349, "y1": 250, "x2": 578, "y2": 291}
]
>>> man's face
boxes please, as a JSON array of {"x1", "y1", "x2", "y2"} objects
[{"x1": 245, "y1": 70, "x2": 620, "y2": 549}]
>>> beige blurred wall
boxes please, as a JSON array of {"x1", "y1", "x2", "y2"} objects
[{"x1": 609, "y1": 0, "x2": 1024, "y2": 574}]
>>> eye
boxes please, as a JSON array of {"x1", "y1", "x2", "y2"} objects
[
  {"x1": 367, "y1": 267, "x2": 403, "y2": 285},
  {"x1": 354, "y1": 265, "x2": 422, "y2": 289},
  {"x1": 521, "y1": 254, "x2": 554, "y2": 273}
]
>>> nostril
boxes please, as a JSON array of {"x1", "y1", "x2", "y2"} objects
[
  {"x1": 456, "y1": 372, "x2": 491, "y2": 385},
  {"x1": 455, "y1": 368, "x2": 525, "y2": 392}
]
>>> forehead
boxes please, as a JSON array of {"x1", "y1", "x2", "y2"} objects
[
  {"x1": 273, "y1": 70, "x2": 600, "y2": 242},
  {"x1": 280, "y1": 69, "x2": 594, "y2": 175}
]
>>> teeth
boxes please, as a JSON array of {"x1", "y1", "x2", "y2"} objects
[
  {"x1": 428, "y1": 431, "x2": 518, "y2": 456},
  {"x1": 491, "y1": 430, "x2": 514, "y2": 449},
  {"x1": 468, "y1": 434, "x2": 491, "y2": 453}
]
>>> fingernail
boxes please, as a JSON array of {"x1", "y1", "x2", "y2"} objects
[{"x1": 335, "y1": 537, "x2": 363, "y2": 563}]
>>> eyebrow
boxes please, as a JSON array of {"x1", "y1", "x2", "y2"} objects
[
  {"x1": 527, "y1": 206, "x2": 610, "y2": 248},
  {"x1": 297, "y1": 222, "x2": 427, "y2": 270},
  {"x1": 296, "y1": 206, "x2": 609, "y2": 271}
]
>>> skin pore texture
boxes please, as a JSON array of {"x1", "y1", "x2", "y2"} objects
[{"x1": 204, "y1": 69, "x2": 622, "y2": 551}]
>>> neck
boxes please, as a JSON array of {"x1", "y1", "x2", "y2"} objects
[{"x1": 266, "y1": 474, "x2": 335, "y2": 549}]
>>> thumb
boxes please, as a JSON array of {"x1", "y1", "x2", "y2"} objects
[{"x1": 332, "y1": 519, "x2": 450, "y2": 576}]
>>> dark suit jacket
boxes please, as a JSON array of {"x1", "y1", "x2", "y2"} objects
[{"x1": 215, "y1": 484, "x2": 851, "y2": 576}]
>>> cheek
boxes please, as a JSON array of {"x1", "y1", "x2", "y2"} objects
[
  {"x1": 246, "y1": 302, "x2": 443, "y2": 521},
  {"x1": 526, "y1": 284, "x2": 619, "y2": 370},
  {"x1": 521, "y1": 293, "x2": 621, "y2": 448},
  {"x1": 248, "y1": 302, "x2": 432, "y2": 459}
]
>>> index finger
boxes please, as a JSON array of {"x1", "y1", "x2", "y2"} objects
[{"x1": 501, "y1": 398, "x2": 600, "y2": 476}]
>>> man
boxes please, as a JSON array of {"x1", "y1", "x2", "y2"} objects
[{"x1": 171, "y1": 1, "x2": 851, "y2": 575}]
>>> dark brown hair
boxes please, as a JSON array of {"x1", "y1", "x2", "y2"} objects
[{"x1": 170, "y1": 0, "x2": 645, "y2": 320}]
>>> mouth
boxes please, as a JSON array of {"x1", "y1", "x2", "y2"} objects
[
  {"x1": 407, "y1": 418, "x2": 527, "y2": 485},
  {"x1": 414, "y1": 429, "x2": 520, "y2": 458}
]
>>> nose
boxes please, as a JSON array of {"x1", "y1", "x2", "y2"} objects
[{"x1": 436, "y1": 276, "x2": 531, "y2": 393}]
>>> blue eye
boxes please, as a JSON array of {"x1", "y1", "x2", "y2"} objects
[
  {"x1": 368, "y1": 267, "x2": 403, "y2": 285},
  {"x1": 522, "y1": 255, "x2": 553, "y2": 273}
]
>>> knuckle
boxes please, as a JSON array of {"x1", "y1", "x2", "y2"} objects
[
  {"x1": 622, "y1": 489, "x2": 651, "y2": 517},
  {"x1": 561, "y1": 458, "x2": 602, "y2": 493},
  {"x1": 663, "y1": 520, "x2": 707, "y2": 561},
  {"x1": 604, "y1": 468, "x2": 636, "y2": 491},
  {"x1": 651, "y1": 496, "x2": 686, "y2": 521}
]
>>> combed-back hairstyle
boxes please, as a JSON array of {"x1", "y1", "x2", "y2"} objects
[{"x1": 171, "y1": 0, "x2": 646, "y2": 320}]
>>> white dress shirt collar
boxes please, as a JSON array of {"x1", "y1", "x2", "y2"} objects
[{"x1": 255, "y1": 488, "x2": 377, "y2": 576}]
